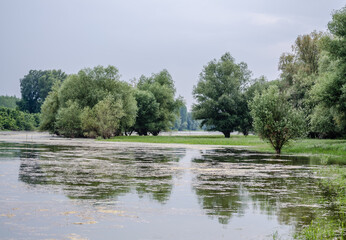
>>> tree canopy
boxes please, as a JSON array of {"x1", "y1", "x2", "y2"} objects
[
  {"x1": 192, "y1": 52, "x2": 252, "y2": 138},
  {"x1": 136, "y1": 70, "x2": 182, "y2": 136},
  {"x1": 40, "y1": 66, "x2": 137, "y2": 138},
  {"x1": 17, "y1": 70, "x2": 67, "y2": 113},
  {"x1": 249, "y1": 86, "x2": 306, "y2": 154},
  {"x1": 0, "y1": 95, "x2": 19, "y2": 109}
]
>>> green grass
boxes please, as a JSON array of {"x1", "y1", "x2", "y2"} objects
[
  {"x1": 295, "y1": 166, "x2": 346, "y2": 240},
  {"x1": 104, "y1": 135, "x2": 346, "y2": 161}
]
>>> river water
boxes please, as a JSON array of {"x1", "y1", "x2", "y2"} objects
[{"x1": 0, "y1": 136, "x2": 333, "y2": 240}]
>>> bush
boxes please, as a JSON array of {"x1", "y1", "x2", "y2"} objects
[
  {"x1": 249, "y1": 86, "x2": 306, "y2": 154},
  {"x1": 81, "y1": 96, "x2": 124, "y2": 138},
  {"x1": 0, "y1": 107, "x2": 39, "y2": 131},
  {"x1": 55, "y1": 101, "x2": 83, "y2": 137}
]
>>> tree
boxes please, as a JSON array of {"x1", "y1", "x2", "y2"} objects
[
  {"x1": 40, "y1": 65, "x2": 137, "y2": 138},
  {"x1": 17, "y1": 70, "x2": 67, "y2": 113},
  {"x1": 81, "y1": 96, "x2": 125, "y2": 138},
  {"x1": 192, "y1": 52, "x2": 252, "y2": 138},
  {"x1": 55, "y1": 101, "x2": 83, "y2": 138},
  {"x1": 137, "y1": 70, "x2": 182, "y2": 136},
  {"x1": 133, "y1": 90, "x2": 159, "y2": 136},
  {"x1": 312, "y1": 6, "x2": 346, "y2": 135},
  {"x1": 278, "y1": 31, "x2": 322, "y2": 85},
  {"x1": 0, "y1": 95, "x2": 19, "y2": 109},
  {"x1": 187, "y1": 112, "x2": 201, "y2": 131},
  {"x1": 249, "y1": 86, "x2": 306, "y2": 154},
  {"x1": 172, "y1": 105, "x2": 188, "y2": 131},
  {"x1": 40, "y1": 82, "x2": 61, "y2": 134},
  {"x1": 0, "y1": 107, "x2": 39, "y2": 131}
]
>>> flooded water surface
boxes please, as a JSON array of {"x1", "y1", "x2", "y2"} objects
[{"x1": 0, "y1": 140, "x2": 333, "y2": 239}]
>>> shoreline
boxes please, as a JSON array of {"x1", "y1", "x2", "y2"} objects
[{"x1": 0, "y1": 131, "x2": 248, "y2": 150}]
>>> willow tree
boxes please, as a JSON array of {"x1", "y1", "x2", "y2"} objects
[
  {"x1": 249, "y1": 86, "x2": 306, "y2": 154},
  {"x1": 192, "y1": 52, "x2": 252, "y2": 138},
  {"x1": 40, "y1": 65, "x2": 137, "y2": 138},
  {"x1": 136, "y1": 70, "x2": 182, "y2": 136}
]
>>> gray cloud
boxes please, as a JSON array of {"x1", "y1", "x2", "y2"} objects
[{"x1": 0, "y1": 0, "x2": 344, "y2": 109}]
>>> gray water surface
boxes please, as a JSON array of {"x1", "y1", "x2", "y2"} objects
[{"x1": 0, "y1": 142, "x2": 330, "y2": 240}]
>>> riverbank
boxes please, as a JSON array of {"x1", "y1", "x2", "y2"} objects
[{"x1": 105, "y1": 135, "x2": 346, "y2": 164}]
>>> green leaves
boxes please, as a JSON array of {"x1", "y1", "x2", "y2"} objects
[
  {"x1": 18, "y1": 69, "x2": 67, "y2": 113},
  {"x1": 249, "y1": 86, "x2": 306, "y2": 154},
  {"x1": 133, "y1": 90, "x2": 159, "y2": 136},
  {"x1": 81, "y1": 96, "x2": 125, "y2": 139},
  {"x1": 0, "y1": 107, "x2": 39, "y2": 131},
  {"x1": 136, "y1": 70, "x2": 181, "y2": 136},
  {"x1": 40, "y1": 65, "x2": 137, "y2": 138},
  {"x1": 192, "y1": 52, "x2": 252, "y2": 137}
]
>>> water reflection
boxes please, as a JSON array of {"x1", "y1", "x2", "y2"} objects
[
  {"x1": 18, "y1": 144, "x2": 186, "y2": 203},
  {"x1": 192, "y1": 149, "x2": 326, "y2": 230},
  {"x1": 0, "y1": 142, "x2": 336, "y2": 239}
]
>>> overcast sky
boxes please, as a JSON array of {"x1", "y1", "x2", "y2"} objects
[{"x1": 0, "y1": 0, "x2": 344, "y2": 109}]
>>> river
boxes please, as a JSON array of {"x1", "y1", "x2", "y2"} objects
[{"x1": 0, "y1": 132, "x2": 332, "y2": 239}]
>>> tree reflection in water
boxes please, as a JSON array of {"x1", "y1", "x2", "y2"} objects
[
  {"x1": 18, "y1": 145, "x2": 186, "y2": 203},
  {"x1": 15, "y1": 143, "x2": 332, "y2": 234},
  {"x1": 192, "y1": 149, "x2": 328, "y2": 231}
]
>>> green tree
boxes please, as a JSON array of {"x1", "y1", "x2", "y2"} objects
[
  {"x1": 81, "y1": 96, "x2": 124, "y2": 138},
  {"x1": 249, "y1": 85, "x2": 306, "y2": 154},
  {"x1": 278, "y1": 31, "x2": 322, "y2": 86},
  {"x1": 133, "y1": 90, "x2": 160, "y2": 136},
  {"x1": 137, "y1": 70, "x2": 181, "y2": 135},
  {"x1": 311, "y1": 6, "x2": 346, "y2": 135},
  {"x1": 277, "y1": 31, "x2": 326, "y2": 137},
  {"x1": 55, "y1": 101, "x2": 83, "y2": 137},
  {"x1": 0, "y1": 107, "x2": 39, "y2": 131},
  {"x1": 17, "y1": 70, "x2": 67, "y2": 113},
  {"x1": 0, "y1": 95, "x2": 19, "y2": 109},
  {"x1": 187, "y1": 112, "x2": 200, "y2": 131},
  {"x1": 192, "y1": 52, "x2": 252, "y2": 138},
  {"x1": 39, "y1": 82, "x2": 61, "y2": 134},
  {"x1": 172, "y1": 105, "x2": 188, "y2": 131},
  {"x1": 40, "y1": 65, "x2": 137, "y2": 137}
]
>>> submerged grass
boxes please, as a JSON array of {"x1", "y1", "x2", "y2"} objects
[
  {"x1": 295, "y1": 166, "x2": 346, "y2": 240},
  {"x1": 105, "y1": 135, "x2": 346, "y2": 163}
]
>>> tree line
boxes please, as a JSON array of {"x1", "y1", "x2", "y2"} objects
[
  {"x1": 38, "y1": 66, "x2": 184, "y2": 138},
  {"x1": 192, "y1": 6, "x2": 345, "y2": 153},
  {"x1": 1, "y1": 5, "x2": 344, "y2": 153}
]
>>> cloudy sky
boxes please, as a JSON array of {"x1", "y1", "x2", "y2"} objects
[{"x1": 0, "y1": 0, "x2": 344, "y2": 109}]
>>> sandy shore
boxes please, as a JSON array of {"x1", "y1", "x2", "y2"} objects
[{"x1": 0, "y1": 131, "x2": 245, "y2": 150}]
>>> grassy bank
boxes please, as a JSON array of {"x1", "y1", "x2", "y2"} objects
[{"x1": 104, "y1": 135, "x2": 346, "y2": 163}]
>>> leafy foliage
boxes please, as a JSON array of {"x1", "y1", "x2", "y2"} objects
[
  {"x1": 39, "y1": 82, "x2": 61, "y2": 134},
  {"x1": 307, "y1": 6, "x2": 346, "y2": 138},
  {"x1": 81, "y1": 96, "x2": 125, "y2": 138},
  {"x1": 40, "y1": 65, "x2": 137, "y2": 138},
  {"x1": 133, "y1": 90, "x2": 159, "y2": 135},
  {"x1": 249, "y1": 86, "x2": 306, "y2": 154},
  {"x1": 192, "y1": 52, "x2": 252, "y2": 137},
  {"x1": 0, "y1": 107, "x2": 39, "y2": 131},
  {"x1": 55, "y1": 101, "x2": 83, "y2": 138},
  {"x1": 0, "y1": 95, "x2": 19, "y2": 109},
  {"x1": 137, "y1": 70, "x2": 182, "y2": 136},
  {"x1": 17, "y1": 70, "x2": 67, "y2": 113}
]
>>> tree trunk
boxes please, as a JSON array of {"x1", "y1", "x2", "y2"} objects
[
  {"x1": 275, "y1": 148, "x2": 281, "y2": 155},
  {"x1": 223, "y1": 131, "x2": 230, "y2": 138},
  {"x1": 151, "y1": 131, "x2": 160, "y2": 136}
]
